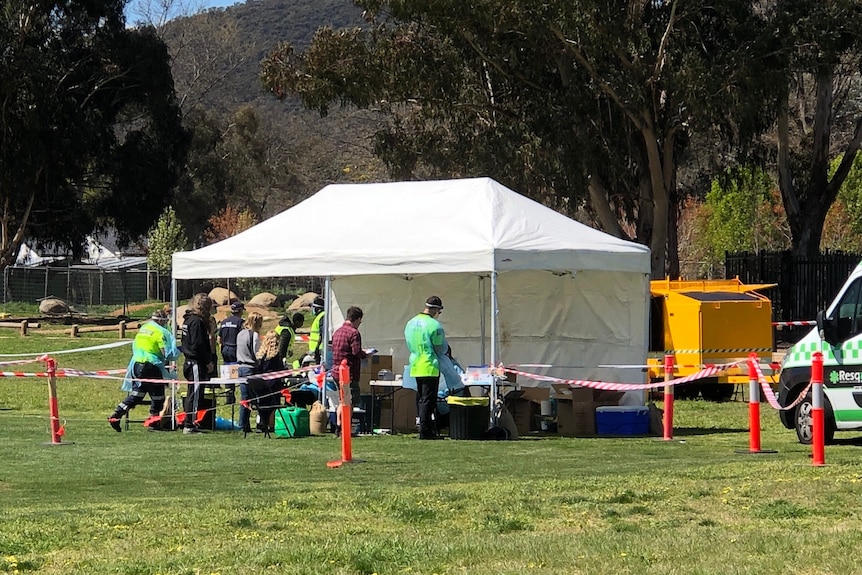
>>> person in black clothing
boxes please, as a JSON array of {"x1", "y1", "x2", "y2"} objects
[
  {"x1": 180, "y1": 293, "x2": 215, "y2": 434},
  {"x1": 276, "y1": 312, "x2": 305, "y2": 369},
  {"x1": 218, "y1": 300, "x2": 244, "y2": 364}
]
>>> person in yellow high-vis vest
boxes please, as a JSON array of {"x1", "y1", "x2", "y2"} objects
[
  {"x1": 108, "y1": 309, "x2": 178, "y2": 432},
  {"x1": 308, "y1": 296, "x2": 326, "y2": 365},
  {"x1": 276, "y1": 312, "x2": 305, "y2": 369},
  {"x1": 405, "y1": 295, "x2": 446, "y2": 440}
]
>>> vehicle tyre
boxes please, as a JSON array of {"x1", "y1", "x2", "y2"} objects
[
  {"x1": 674, "y1": 383, "x2": 701, "y2": 400},
  {"x1": 700, "y1": 382, "x2": 734, "y2": 402},
  {"x1": 794, "y1": 394, "x2": 836, "y2": 445}
]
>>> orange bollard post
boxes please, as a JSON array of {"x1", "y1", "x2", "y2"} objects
[
  {"x1": 811, "y1": 352, "x2": 825, "y2": 466},
  {"x1": 44, "y1": 357, "x2": 70, "y2": 446},
  {"x1": 748, "y1": 353, "x2": 761, "y2": 452},
  {"x1": 328, "y1": 359, "x2": 361, "y2": 468},
  {"x1": 339, "y1": 360, "x2": 353, "y2": 462},
  {"x1": 736, "y1": 354, "x2": 777, "y2": 455},
  {"x1": 662, "y1": 354, "x2": 674, "y2": 441}
]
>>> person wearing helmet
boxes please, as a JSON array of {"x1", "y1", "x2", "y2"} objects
[
  {"x1": 307, "y1": 296, "x2": 327, "y2": 365},
  {"x1": 218, "y1": 300, "x2": 245, "y2": 364},
  {"x1": 107, "y1": 309, "x2": 179, "y2": 432},
  {"x1": 404, "y1": 296, "x2": 447, "y2": 439}
]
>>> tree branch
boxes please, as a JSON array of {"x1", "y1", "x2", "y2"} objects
[{"x1": 550, "y1": 25, "x2": 644, "y2": 131}]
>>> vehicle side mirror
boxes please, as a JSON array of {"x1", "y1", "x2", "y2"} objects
[{"x1": 818, "y1": 309, "x2": 841, "y2": 346}]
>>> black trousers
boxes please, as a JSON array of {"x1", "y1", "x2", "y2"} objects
[
  {"x1": 113, "y1": 362, "x2": 165, "y2": 417},
  {"x1": 182, "y1": 360, "x2": 210, "y2": 428},
  {"x1": 416, "y1": 375, "x2": 439, "y2": 437}
]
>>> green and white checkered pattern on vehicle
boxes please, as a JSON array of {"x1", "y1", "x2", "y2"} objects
[{"x1": 783, "y1": 339, "x2": 862, "y2": 368}]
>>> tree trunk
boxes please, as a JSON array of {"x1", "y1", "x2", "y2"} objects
[{"x1": 640, "y1": 120, "x2": 671, "y2": 279}]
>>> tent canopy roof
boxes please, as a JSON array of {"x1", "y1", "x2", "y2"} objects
[{"x1": 172, "y1": 177, "x2": 650, "y2": 279}]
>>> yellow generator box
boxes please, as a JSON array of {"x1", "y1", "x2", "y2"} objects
[{"x1": 648, "y1": 278, "x2": 775, "y2": 400}]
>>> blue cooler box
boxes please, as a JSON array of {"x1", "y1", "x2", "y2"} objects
[{"x1": 595, "y1": 406, "x2": 649, "y2": 436}]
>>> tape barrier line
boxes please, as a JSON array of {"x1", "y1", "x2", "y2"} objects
[
  {"x1": 0, "y1": 368, "x2": 128, "y2": 379},
  {"x1": 772, "y1": 320, "x2": 816, "y2": 327},
  {"x1": 501, "y1": 362, "x2": 735, "y2": 391},
  {"x1": 0, "y1": 357, "x2": 47, "y2": 367},
  {"x1": 649, "y1": 347, "x2": 772, "y2": 357},
  {"x1": 752, "y1": 361, "x2": 810, "y2": 411},
  {"x1": 0, "y1": 340, "x2": 131, "y2": 358}
]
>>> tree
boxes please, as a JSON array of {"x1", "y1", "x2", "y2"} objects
[
  {"x1": 696, "y1": 168, "x2": 789, "y2": 269},
  {"x1": 147, "y1": 207, "x2": 187, "y2": 299},
  {"x1": 822, "y1": 154, "x2": 862, "y2": 252},
  {"x1": 0, "y1": 0, "x2": 188, "y2": 272},
  {"x1": 173, "y1": 106, "x2": 278, "y2": 245},
  {"x1": 203, "y1": 206, "x2": 257, "y2": 244},
  {"x1": 769, "y1": 0, "x2": 862, "y2": 257},
  {"x1": 261, "y1": 0, "x2": 774, "y2": 278}
]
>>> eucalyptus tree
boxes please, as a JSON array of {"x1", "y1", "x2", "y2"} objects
[
  {"x1": 0, "y1": 0, "x2": 187, "y2": 272},
  {"x1": 261, "y1": 0, "x2": 773, "y2": 277},
  {"x1": 766, "y1": 0, "x2": 862, "y2": 257}
]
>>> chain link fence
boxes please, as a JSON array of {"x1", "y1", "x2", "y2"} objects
[{"x1": 3, "y1": 266, "x2": 158, "y2": 308}]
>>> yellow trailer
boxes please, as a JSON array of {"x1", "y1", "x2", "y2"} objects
[{"x1": 647, "y1": 278, "x2": 775, "y2": 401}]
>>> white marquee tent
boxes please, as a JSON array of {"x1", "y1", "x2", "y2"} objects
[{"x1": 172, "y1": 177, "x2": 651, "y2": 392}]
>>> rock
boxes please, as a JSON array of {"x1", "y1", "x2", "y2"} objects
[
  {"x1": 248, "y1": 292, "x2": 278, "y2": 307},
  {"x1": 288, "y1": 292, "x2": 319, "y2": 311},
  {"x1": 39, "y1": 298, "x2": 69, "y2": 315},
  {"x1": 209, "y1": 287, "x2": 238, "y2": 306}
]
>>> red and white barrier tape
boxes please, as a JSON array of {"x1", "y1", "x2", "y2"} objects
[
  {"x1": 0, "y1": 356, "x2": 48, "y2": 367},
  {"x1": 501, "y1": 362, "x2": 739, "y2": 391},
  {"x1": 772, "y1": 320, "x2": 816, "y2": 327},
  {"x1": 752, "y1": 361, "x2": 810, "y2": 411}
]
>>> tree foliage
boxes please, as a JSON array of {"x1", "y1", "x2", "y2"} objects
[
  {"x1": 147, "y1": 206, "x2": 188, "y2": 274},
  {"x1": 768, "y1": 0, "x2": 862, "y2": 257},
  {"x1": 696, "y1": 168, "x2": 790, "y2": 268},
  {"x1": 203, "y1": 206, "x2": 257, "y2": 245},
  {"x1": 173, "y1": 105, "x2": 290, "y2": 245},
  {"x1": 0, "y1": 0, "x2": 188, "y2": 271},
  {"x1": 261, "y1": 0, "x2": 777, "y2": 277}
]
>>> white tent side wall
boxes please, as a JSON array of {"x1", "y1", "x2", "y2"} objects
[{"x1": 330, "y1": 269, "x2": 648, "y2": 386}]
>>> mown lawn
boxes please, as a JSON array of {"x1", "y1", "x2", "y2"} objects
[{"x1": 1, "y1": 331, "x2": 861, "y2": 575}]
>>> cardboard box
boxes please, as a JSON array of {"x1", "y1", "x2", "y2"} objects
[
  {"x1": 219, "y1": 364, "x2": 239, "y2": 379},
  {"x1": 359, "y1": 355, "x2": 394, "y2": 393},
  {"x1": 505, "y1": 387, "x2": 549, "y2": 435},
  {"x1": 378, "y1": 387, "x2": 417, "y2": 433},
  {"x1": 552, "y1": 384, "x2": 624, "y2": 437}
]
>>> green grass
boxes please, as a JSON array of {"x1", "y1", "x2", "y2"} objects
[{"x1": 2, "y1": 332, "x2": 861, "y2": 574}]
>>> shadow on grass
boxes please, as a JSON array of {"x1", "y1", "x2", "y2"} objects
[
  {"x1": 829, "y1": 436, "x2": 862, "y2": 446},
  {"x1": 673, "y1": 427, "x2": 748, "y2": 436}
]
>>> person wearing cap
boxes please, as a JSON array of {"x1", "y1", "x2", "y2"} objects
[
  {"x1": 107, "y1": 308, "x2": 179, "y2": 432},
  {"x1": 308, "y1": 296, "x2": 327, "y2": 365},
  {"x1": 218, "y1": 300, "x2": 245, "y2": 364},
  {"x1": 404, "y1": 296, "x2": 447, "y2": 440}
]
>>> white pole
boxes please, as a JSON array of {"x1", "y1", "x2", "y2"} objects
[
  {"x1": 323, "y1": 276, "x2": 332, "y2": 370},
  {"x1": 478, "y1": 275, "x2": 486, "y2": 366},
  {"x1": 171, "y1": 277, "x2": 178, "y2": 430},
  {"x1": 489, "y1": 271, "x2": 498, "y2": 426}
]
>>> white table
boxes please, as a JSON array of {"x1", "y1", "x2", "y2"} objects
[{"x1": 369, "y1": 380, "x2": 403, "y2": 434}]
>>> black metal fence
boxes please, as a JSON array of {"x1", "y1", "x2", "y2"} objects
[{"x1": 725, "y1": 250, "x2": 862, "y2": 343}]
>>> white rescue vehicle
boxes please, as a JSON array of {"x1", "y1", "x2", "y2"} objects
[{"x1": 778, "y1": 261, "x2": 862, "y2": 443}]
